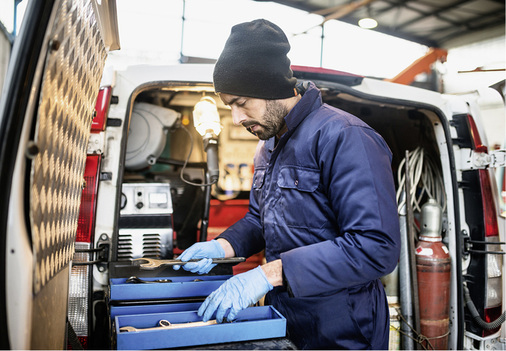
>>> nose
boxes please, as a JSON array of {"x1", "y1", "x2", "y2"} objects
[{"x1": 231, "y1": 107, "x2": 247, "y2": 126}]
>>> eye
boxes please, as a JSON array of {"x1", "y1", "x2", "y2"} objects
[{"x1": 236, "y1": 99, "x2": 247, "y2": 107}]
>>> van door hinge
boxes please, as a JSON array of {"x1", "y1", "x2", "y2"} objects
[{"x1": 461, "y1": 149, "x2": 505, "y2": 170}]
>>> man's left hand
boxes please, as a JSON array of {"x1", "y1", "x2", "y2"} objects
[{"x1": 198, "y1": 266, "x2": 274, "y2": 322}]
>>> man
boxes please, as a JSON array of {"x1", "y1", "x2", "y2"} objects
[{"x1": 174, "y1": 19, "x2": 400, "y2": 350}]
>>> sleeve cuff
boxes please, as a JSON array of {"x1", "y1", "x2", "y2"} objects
[{"x1": 282, "y1": 266, "x2": 294, "y2": 298}]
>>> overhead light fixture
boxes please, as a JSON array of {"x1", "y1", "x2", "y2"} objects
[
  {"x1": 358, "y1": 17, "x2": 378, "y2": 29},
  {"x1": 193, "y1": 96, "x2": 222, "y2": 183},
  {"x1": 359, "y1": 3, "x2": 378, "y2": 29}
]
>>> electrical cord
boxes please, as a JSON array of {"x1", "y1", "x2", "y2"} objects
[
  {"x1": 396, "y1": 147, "x2": 446, "y2": 214},
  {"x1": 178, "y1": 126, "x2": 218, "y2": 188},
  {"x1": 463, "y1": 284, "x2": 506, "y2": 330}
]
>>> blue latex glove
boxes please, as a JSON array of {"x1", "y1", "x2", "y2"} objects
[
  {"x1": 198, "y1": 266, "x2": 274, "y2": 322},
  {"x1": 173, "y1": 240, "x2": 225, "y2": 274}
]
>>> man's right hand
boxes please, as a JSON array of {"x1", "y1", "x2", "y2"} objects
[{"x1": 173, "y1": 240, "x2": 225, "y2": 274}]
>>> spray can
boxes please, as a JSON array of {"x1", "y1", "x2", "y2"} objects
[{"x1": 415, "y1": 199, "x2": 451, "y2": 350}]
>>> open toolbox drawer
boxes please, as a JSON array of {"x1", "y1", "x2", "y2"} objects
[
  {"x1": 110, "y1": 302, "x2": 202, "y2": 319},
  {"x1": 109, "y1": 275, "x2": 231, "y2": 301},
  {"x1": 115, "y1": 305, "x2": 287, "y2": 350}
]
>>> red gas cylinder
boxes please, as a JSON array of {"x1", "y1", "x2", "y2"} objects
[{"x1": 416, "y1": 199, "x2": 451, "y2": 350}]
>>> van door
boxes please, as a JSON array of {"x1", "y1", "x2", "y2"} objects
[
  {"x1": 0, "y1": 0, "x2": 118, "y2": 348},
  {"x1": 448, "y1": 92, "x2": 506, "y2": 348}
]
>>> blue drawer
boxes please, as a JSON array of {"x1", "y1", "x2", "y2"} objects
[
  {"x1": 109, "y1": 275, "x2": 231, "y2": 301},
  {"x1": 115, "y1": 306, "x2": 287, "y2": 350},
  {"x1": 110, "y1": 302, "x2": 202, "y2": 319}
]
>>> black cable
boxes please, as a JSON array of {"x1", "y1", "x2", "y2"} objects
[
  {"x1": 74, "y1": 248, "x2": 103, "y2": 253},
  {"x1": 156, "y1": 157, "x2": 206, "y2": 169},
  {"x1": 463, "y1": 285, "x2": 506, "y2": 330},
  {"x1": 178, "y1": 126, "x2": 218, "y2": 187},
  {"x1": 72, "y1": 260, "x2": 103, "y2": 266}
]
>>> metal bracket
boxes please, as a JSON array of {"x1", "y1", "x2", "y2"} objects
[
  {"x1": 461, "y1": 149, "x2": 505, "y2": 171},
  {"x1": 72, "y1": 234, "x2": 110, "y2": 266},
  {"x1": 87, "y1": 131, "x2": 106, "y2": 154},
  {"x1": 463, "y1": 233, "x2": 506, "y2": 256}
]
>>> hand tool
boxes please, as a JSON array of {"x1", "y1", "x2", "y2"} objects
[
  {"x1": 133, "y1": 257, "x2": 246, "y2": 270},
  {"x1": 125, "y1": 276, "x2": 173, "y2": 284},
  {"x1": 119, "y1": 319, "x2": 217, "y2": 332}
]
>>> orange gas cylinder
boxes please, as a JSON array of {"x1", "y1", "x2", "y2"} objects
[{"x1": 415, "y1": 199, "x2": 451, "y2": 350}]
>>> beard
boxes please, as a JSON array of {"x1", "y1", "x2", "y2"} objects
[{"x1": 247, "y1": 100, "x2": 289, "y2": 140}]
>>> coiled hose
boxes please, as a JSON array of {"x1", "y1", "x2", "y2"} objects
[{"x1": 464, "y1": 285, "x2": 506, "y2": 330}]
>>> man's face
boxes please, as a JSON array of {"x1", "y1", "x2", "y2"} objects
[{"x1": 219, "y1": 93, "x2": 289, "y2": 140}]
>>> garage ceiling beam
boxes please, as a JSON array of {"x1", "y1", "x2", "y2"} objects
[
  {"x1": 370, "y1": 0, "x2": 407, "y2": 17},
  {"x1": 321, "y1": 0, "x2": 378, "y2": 24},
  {"x1": 382, "y1": 0, "x2": 472, "y2": 29},
  {"x1": 255, "y1": 0, "x2": 504, "y2": 48},
  {"x1": 394, "y1": 0, "x2": 472, "y2": 30},
  {"x1": 437, "y1": 18, "x2": 506, "y2": 44}
]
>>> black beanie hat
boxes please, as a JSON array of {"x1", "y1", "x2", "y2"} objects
[{"x1": 213, "y1": 19, "x2": 297, "y2": 100}]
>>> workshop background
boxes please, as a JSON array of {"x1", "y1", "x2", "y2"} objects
[{"x1": 0, "y1": 0, "x2": 504, "y2": 148}]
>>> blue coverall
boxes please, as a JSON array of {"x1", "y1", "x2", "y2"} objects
[{"x1": 218, "y1": 81, "x2": 401, "y2": 349}]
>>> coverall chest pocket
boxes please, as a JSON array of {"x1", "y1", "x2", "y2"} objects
[
  {"x1": 277, "y1": 166, "x2": 325, "y2": 228},
  {"x1": 252, "y1": 168, "x2": 266, "y2": 190}
]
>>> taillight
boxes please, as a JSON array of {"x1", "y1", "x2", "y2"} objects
[
  {"x1": 481, "y1": 170, "x2": 502, "y2": 336},
  {"x1": 68, "y1": 242, "x2": 92, "y2": 347},
  {"x1": 480, "y1": 170, "x2": 499, "y2": 238},
  {"x1": 467, "y1": 114, "x2": 487, "y2": 153},
  {"x1": 68, "y1": 154, "x2": 101, "y2": 348},
  {"x1": 91, "y1": 86, "x2": 112, "y2": 132},
  {"x1": 501, "y1": 170, "x2": 506, "y2": 216},
  {"x1": 68, "y1": 86, "x2": 107, "y2": 348},
  {"x1": 468, "y1": 114, "x2": 502, "y2": 336},
  {"x1": 76, "y1": 155, "x2": 101, "y2": 242}
]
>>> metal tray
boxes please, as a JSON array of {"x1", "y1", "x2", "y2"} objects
[
  {"x1": 109, "y1": 275, "x2": 231, "y2": 301},
  {"x1": 110, "y1": 302, "x2": 202, "y2": 319},
  {"x1": 115, "y1": 306, "x2": 287, "y2": 350}
]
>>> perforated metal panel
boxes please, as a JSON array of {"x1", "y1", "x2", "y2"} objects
[
  {"x1": 30, "y1": 0, "x2": 107, "y2": 294},
  {"x1": 117, "y1": 230, "x2": 173, "y2": 261}
]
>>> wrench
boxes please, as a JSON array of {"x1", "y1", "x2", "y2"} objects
[
  {"x1": 120, "y1": 319, "x2": 217, "y2": 332},
  {"x1": 125, "y1": 276, "x2": 173, "y2": 284},
  {"x1": 133, "y1": 257, "x2": 246, "y2": 270}
]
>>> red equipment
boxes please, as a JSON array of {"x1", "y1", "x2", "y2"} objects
[{"x1": 416, "y1": 199, "x2": 451, "y2": 349}]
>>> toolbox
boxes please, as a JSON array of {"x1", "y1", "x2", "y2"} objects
[
  {"x1": 108, "y1": 268, "x2": 287, "y2": 349},
  {"x1": 115, "y1": 306, "x2": 287, "y2": 350}
]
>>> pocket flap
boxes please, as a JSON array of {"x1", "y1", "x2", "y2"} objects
[{"x1": 277, "y1": 167, "x2": 319, "y2": 192}]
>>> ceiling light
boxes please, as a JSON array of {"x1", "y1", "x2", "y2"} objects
[{"x1": 358, "y1": 17, "x2": 378, "y2": 29}]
